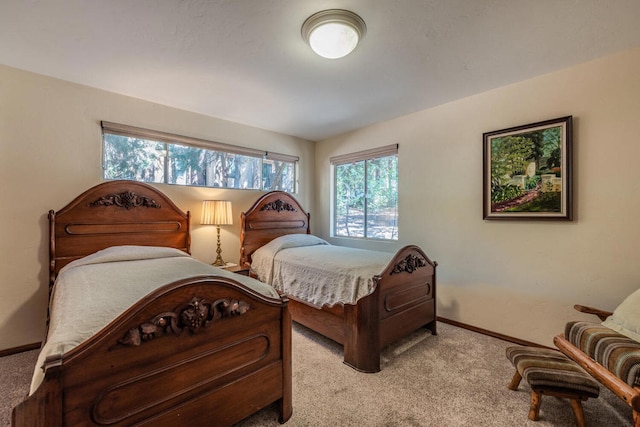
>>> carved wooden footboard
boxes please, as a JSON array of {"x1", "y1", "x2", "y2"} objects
[
  {"x1": 377, "y1": 245, "x2": 437, "y2": 347},
  {"x1": 13, "y1": 276, "x2": 292, "y2": 426},
  {"x1": 241, "y1": 191, "x2": 437, "y2": 373}
]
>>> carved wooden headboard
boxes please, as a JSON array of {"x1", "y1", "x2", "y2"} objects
[
  {"x1": 49, "y1": 180, "x2": 190, "y2": 289},
  {"x1": 240, "y1": 191, "x2": 310, "y2": 266}
]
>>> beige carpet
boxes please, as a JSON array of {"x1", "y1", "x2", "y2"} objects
[{"x1": 2, "y1": 322, "x2": 633, "y2": 426}]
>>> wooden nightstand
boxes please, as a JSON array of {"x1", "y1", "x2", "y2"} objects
[{"x1": 221, "y1": 264, "x2": 250, "y2": 276}]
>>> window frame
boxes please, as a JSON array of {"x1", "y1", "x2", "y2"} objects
[
  {"x1": 101, "y1": 121, "x2": 298, "y2": 192},
  {"x1": 330, "y1": 144, "x2": 398, "y2": 241}
]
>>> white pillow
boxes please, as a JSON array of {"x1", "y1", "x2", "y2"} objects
[{"x1": 601, "y1": 288, "x2": 640, "y2": 342}]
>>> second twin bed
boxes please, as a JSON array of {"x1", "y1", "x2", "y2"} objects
[{"x1": 241, "y1": 191, "x2": 437, "y2": 373}]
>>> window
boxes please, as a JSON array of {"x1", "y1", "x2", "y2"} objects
[
  {"x1": 101, "y1": 121, "x2": 298, "y2": 192},
  {"x1": 331, "y1": 144, "x2": 398, "y2": 240}
]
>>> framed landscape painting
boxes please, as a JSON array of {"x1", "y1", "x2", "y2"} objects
[{"x1": 483, "y1": 116, "x2": 573, "y2": 220}]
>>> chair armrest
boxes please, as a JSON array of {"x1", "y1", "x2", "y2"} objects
[{"x1": 573, "y1": 304, "x2": 613, "y2": 321}]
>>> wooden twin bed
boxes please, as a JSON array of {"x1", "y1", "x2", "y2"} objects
[
  {"x1": 240, "y1": 191, "x2": 438, "y2": 373},
  {"x1": 13, "y1": 181, "x2": 292, "y2": 427}
]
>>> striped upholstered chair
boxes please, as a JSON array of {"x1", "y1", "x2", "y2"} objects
[{"x1": 554, "y1": 290, "x2": 640, "y2": 427}]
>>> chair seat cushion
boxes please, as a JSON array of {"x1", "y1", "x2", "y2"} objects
[
  {"x1": 565, "y1": 321, "x2": 640, "y2": 388},
  {"x1": 507, "y1": 346, "x2": 600, "y2": 398}
]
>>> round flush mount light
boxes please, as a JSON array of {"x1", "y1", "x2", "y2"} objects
[{"x1": 301, "y1": 9, "x2": 366, "y2": 59}]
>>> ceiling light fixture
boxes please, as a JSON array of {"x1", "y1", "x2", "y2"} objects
[{"x1": 301, "y1": 9, "x2": 366, "y2": 59}]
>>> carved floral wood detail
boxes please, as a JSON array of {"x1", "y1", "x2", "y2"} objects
[
  {"x1": 390, "y1": 254, "x2": 427, "y2": 275},
  {"x1": 89, "y1": 191, "x2": 161, "y2": 210},
  {"x1": 260, "y1": 199, "x2": 297, "y2": 213},
  {"x1": 119, "y1": 297, "x2": 250, "y2": 346}
]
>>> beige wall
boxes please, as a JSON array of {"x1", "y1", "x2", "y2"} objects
[
  {"x1": 314, "y1": 47, "x2": 640, "y2": 346},
  {"x1": 0, "y1": 65, "x2": 315, "y2": 350}
]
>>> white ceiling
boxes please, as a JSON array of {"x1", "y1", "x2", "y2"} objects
[{"x1": 2, "y1": 1, "x2": 640, "y2": 142}]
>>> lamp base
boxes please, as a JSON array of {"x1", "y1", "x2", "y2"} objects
[
  {"x1": 212, "y1": 257, "x2": 226, "y2": 267},
  {"x1": 212, "y1": 225, "x2": 225, "y2": 267}
]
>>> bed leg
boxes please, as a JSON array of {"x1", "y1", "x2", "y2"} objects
[
  {"x1": 12, "y1": 358, "x2": 63, "y2": 427},
  {"x1": 425, "y1": 319, "x2": 438, "y2": 336},
  {"x1": 343, "y1": 297, "x2": 380, "y2": 373},
  {"x1": 279, "y1": 303, "x2": 293, "y2": 423}
]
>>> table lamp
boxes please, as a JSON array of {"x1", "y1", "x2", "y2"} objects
[{"x1": 201, "y1": 200, "x2": 233, "y2": 266}]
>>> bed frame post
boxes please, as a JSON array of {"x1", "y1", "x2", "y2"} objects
[
  {"x1": 343, "y1": 291, "x2": 381, "y2": 373},
  {"x1": 12, "y1": 355, "x2": 63, "y2": 427},
  {"x1": 48, "y1": 210, "x2": 56, "y2": 293},
  {"x1": 427, "y1": 260, "x2": 438, "y2": 336},
  {"x1": 279, "y1": 297, "x2": 293, "y2": 423}
]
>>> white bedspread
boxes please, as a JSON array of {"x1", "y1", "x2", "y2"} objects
[
  {"x1": 250, "y1": 235, "x2": 393, "y2": 307},
  {"x1": 31, "y1": 245, "x2": 279, "y2": 394}
]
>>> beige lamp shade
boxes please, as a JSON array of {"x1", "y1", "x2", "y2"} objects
[{"x1": 201, "y1": 200, "x2": 233, "y2": 226}]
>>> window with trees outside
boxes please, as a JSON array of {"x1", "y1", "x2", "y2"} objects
[
  {"x1": 101, "y1": 121, "x2": 298, "y2": 192},
  {"x1": 332, "y1": 144, "x2": 398, "y2": 240}
]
